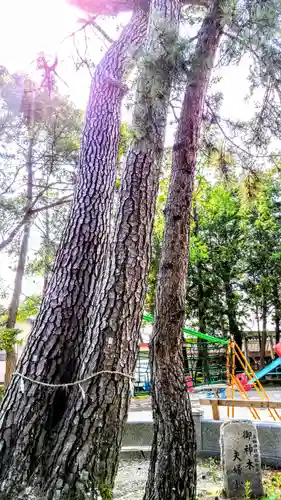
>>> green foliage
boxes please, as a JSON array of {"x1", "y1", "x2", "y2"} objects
[
  {"x1": 16, "y1": 295, "x2": 41, "y2": 322},
  {"x1": 99, "y1": 486, "x2": 112, "y2": 500},
  {"x1": 0, "y1": 64, "x2": 81, "y2": 259},
  {"x1": 0, "y1": 327, "x2": 22, "y2": 353},
  {"x1": 186, "y1": 175, "x2": 245, "y2": 339},
  {"x1": 118, "y1": 122, "x2": 132, "y2": 161},
  {"x1": 204, "y1": 457, "x2": 220, "y2": 483},
  {"x1": 263, "y1": 471, "x2": 281, "y2": 499},
  {"x1": 147, "y1": 163, "x2": 281, "y2": 346},
  {"x1": 244, "y1": 480, "x2": 252, "y2": 500},
  {"x1": 116, "y1": 122, "x2": 133, "y2": 190}
]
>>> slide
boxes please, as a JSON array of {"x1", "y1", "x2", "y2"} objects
[
  {"x1": 143, "y1": 314, "x2": 229, "y2": 345},
  {"x1": 253, "y1": 357, "x2": 281, "y2": 381}
]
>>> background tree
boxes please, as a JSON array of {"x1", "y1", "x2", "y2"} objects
[
  {"x1": 0, "y1": 69, "x2": 81, "y2": 386},
  {"x1": 241, "y1": 171, "x2": 281, "y2": 365}
]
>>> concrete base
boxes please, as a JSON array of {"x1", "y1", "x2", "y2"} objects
[{"x1": 123, "y1": 412, "x2": 281, "y2": 466}]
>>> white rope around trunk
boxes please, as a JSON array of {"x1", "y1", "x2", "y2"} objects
[{"x1": 13, "y1": 370, "x2": 135, "y2": 399}]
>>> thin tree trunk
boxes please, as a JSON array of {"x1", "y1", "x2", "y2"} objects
[
  {"x1": 34, "y1": 2, "x2": 182, "y2": 498},
  {"x1": 255, "y1": 303, "x2": 262, "y2": 350},
  {"x1": 0, "y1": 11, "x2": 149, "y2": 495},
  {"x1": 43, "y1": 192, "x2": 50, "y2": 294},
  {"x1": 273, "y1": 282, "x2": 281, "y2": 344},
  {"x1": 4, "y1": 136, "x2": 34, "y2": 388},
  {"x1": 182, "y1": 332, "x2": 189, "y2": 373},
  {"x1": 275, "y1": 314, "x2": 280, "y2": 345},
  {"x1": 276, "y1": 315, "x2": 280, "y2": 345},
  {"x1": 197, "y1": 287, "x2": 210, "y2": 383},
  {"x1": 194, "y1": 205, "x2": 209, "y2": 383},
  {"x1": 224, "y1": 277, "x2": 242, "y2": 349},
  {"x1": 260, "y1": 296, "x2": 267, "y2": 369},
  {"x1": 144, "y1": 2, "x2": 224, "y2": 499}
]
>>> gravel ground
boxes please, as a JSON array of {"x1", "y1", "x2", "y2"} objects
[
  {"x1": 113, "y1": 457, "x2": 223, "y2": 499},
  {"x1": 129, "y1": 395, "x2": 201, "y2": 412}
]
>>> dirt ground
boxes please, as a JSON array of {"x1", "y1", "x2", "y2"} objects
[
  {"x1": 114, "y1": 456, "x2": 281, "y2": 499},
  {"x1": 114, "y1": 457, "x2": 223, "y2": 499}
]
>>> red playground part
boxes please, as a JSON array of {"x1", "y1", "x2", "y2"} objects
[
  {"x1": 186, "y1": 375, "x2": 193, "y2": 393},
  {"x1": 274, "y1": 341, "x2": 281, "y2": 358},
  {"x1": 236, "y1": 373, "x2": 253, "y2": 392}
]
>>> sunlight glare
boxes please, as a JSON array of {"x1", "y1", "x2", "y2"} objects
[{"x1": 0, "y1": 0, "x2": 78, "y2": 73}]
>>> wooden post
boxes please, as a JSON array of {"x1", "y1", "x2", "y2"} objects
[{"x1": 211, "y1": 400, "x2": 220, "y2": 420}]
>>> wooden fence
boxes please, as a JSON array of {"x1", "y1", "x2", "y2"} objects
[{"x1": 199, "y1": 398, "x2": 281, "y2": 421}]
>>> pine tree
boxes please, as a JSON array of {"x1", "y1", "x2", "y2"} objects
[{"x1": 145, "y1": 1, "x2": 225, "y2": 498}]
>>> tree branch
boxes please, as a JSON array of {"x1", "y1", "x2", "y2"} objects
[
  {"x1": 30, "y1": 196, "x2": 72, "y2": 215},
  {"x1": 0, "y1": 215, "x2": 30, "y2": 251},
  {"x1": 0, "y1": 196, "x2": 72, "y2": 251},
  {"x1": 91, "y1": 21, "x2": 114, "y2": 44},
  {"x1": 206, "y1": 101, "x2": 281, "y2": 159}
]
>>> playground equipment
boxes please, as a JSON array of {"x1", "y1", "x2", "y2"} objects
[
  {"x1": 226, "y1": 340, "x2": 281, "y2": 421},
  {"x1": 135, "y1": 314, "x2": 281, "y2": 421},
  {"x1": 134, "y1": 314, "x2": 228, "y2": 395},
  {"x1": 252, "y1": 342, "x2": 281, "y2": 381}
]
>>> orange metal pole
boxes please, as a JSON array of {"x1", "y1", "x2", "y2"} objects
[
  {"x1": 233, "y1": 344, "x2": 280, "y2": 421},
  {"x1": 232, "y1": 374, "x2": 260, "y2": 420},
  {"x1": 234, "y1": 343, "x2": 281, "y2": 421}
]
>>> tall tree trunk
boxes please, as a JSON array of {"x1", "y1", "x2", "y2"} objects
[
  {"x1": 0, "y1": 11, "x2": 149, "y2": 495},
  {"x1": 43, "y1": 192, "x2": 50, "y2": 294},
  {"x1": 194, "y1": 205, "x2": 209, "y2": 383},
  {"x1": 197, "y1": 276, "x2": 210, "y2": 383},
  {"x1": 182, "y1": 332, "x2": 189, "y2": 373},
  {"x1": 34, "y1": 2, "x2": 183, "y2": 498},
  {"x1": 275, "y1": 312, "x2": 280, "y2": 345},
  {"x1": 144, "y1": 2, "x2": 224, "y2": 499},
  {"x1": 255, "y1": 302, "x2": 262, "y2": 350},
  {"x1": 224, "y1": 277, "x2": 242, "y2": 349},
  {"x1": 4, "y1": 136, "x2": 34, "y2": 388},
  {"x1": 260, "y1": 296, "x2": 267, "y2": 369},
  {"x1": 273, "y1": 282, "x2": 280, "y2": 344}
]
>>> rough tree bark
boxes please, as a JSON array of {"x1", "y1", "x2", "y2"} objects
[
  {"x1": 144, "y1": 2, "x2": 224, "y2": 499},
  {"x1": 4, "y1": 136, "x2": 34, "y2": 388},
  {"x1": 0, "y1": 10, "x2": 149, "y2": 496},
  {"x1": 0, "y1": 0, "x2": 207, "y2": 497},
  {"x1": 30, "y1": 1, "x2": 183, "y2": 499}
]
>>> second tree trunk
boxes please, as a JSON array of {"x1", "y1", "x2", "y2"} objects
[{"x1": 145, "y1": 2, "x2": 224, "y2": 498}]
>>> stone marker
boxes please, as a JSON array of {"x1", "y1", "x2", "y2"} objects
[{"x1": 220, "y1": 419, "x2": 264, "y2": 499}]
